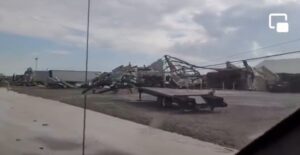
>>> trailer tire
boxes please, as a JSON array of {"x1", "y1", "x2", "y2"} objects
[
  {"x1": 165, "y1": 98, "x2": 173, "y2": 108},
  {"x1": 210, "y1": 106, "x2": 215, "y2": 112},
  {"x1": 158, "y1": 97, "x2": 172, "y2": 108}
]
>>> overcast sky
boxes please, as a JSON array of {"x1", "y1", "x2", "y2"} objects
[{"x1": 1, "y1": 0, "x2": 300, "y2": 75}]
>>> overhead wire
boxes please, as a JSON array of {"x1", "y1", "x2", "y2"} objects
[
  {"x1": 207, "y1": 37, "x2": 300, "y2": 63},
  {"x1": 200, "y1": 50, "x2": 300, "y2": 68}
]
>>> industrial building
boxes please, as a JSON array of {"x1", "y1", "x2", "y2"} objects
[
  {"x1": 255, "y1": 58, "x2": 300, "y2": 92},
  {"x1": 256, "y1": 58, "x2": 300, "y2": 74}
]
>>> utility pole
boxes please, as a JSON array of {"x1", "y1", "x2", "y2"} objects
[{"x1": 82, "y1": 0, "x2": 91, "y2": 155}]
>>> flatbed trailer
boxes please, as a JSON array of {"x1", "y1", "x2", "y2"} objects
[{"x1": 138, "y1": 87, "x2": 227, "y2": 111}]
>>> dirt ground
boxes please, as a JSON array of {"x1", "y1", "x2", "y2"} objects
[{"x1": 11, "y1": 86, "x2": 300, "y2": 149}]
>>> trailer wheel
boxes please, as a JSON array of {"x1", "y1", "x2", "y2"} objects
[
  {"x1": 165, "y1": 98, "x2": 173, "y2": 108},
  {"x1": 188, "y1": 99, "x2": 196, "y2": 109},
  {"x1": 158, "y1": 97, "x2": 172, "y2": 108},
  {"x1": 210, "y1": 106, "x2": 215, "y2": 112},
  {"x1": 191, "y1": 102, "x2": 196, "y2": 109}
]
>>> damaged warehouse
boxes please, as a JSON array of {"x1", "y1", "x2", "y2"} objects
[{"x1": 206, "y1": 61, "x2": 254, "y2": 90}]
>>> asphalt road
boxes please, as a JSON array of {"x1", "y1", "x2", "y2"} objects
[{"x1": 0, "y1": 88, "x2": 236, "y2": 155}]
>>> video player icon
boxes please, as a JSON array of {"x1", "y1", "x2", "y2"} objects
[{"x1": 269, "y1": 13, "x2": 289, "y2": 33}]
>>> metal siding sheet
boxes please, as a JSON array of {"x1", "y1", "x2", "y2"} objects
[{"x1": 139, "y1": 87, "x2": 209, "y2": 97}]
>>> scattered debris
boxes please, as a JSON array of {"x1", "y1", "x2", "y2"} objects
[{"x1": 11, "y1": 68, "x2": 34, "y2": 86}]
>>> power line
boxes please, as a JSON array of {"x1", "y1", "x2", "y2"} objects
[
  {"x1": 200, "y1": 50, "x2": 300, "y2": 68},
  {"x1": 209, "y1": 38, "x2": 300, "y2": 62},
  {"x1": 82, "y1": 0, "x2": 91, "y2": 155}
]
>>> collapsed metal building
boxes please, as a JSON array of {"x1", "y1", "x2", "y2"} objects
[
  {"x1": 12, "y1": 55, "x2": 300, "y2": 92},
  {"x1": 85, "y1": 55, "x2": 205, "y2": 93}
]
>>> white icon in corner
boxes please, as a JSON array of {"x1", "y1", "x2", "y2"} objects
[{"x1": 269, "y1": 13, "x2": 289, "y2": 33}]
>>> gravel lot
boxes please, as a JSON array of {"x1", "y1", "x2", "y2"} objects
[
  {"x1": 11, "y1": 86, "x2": 300, "y2": 149},
  {"x1": 0, "y1": 88, "x2": 236, "y2": 155}
]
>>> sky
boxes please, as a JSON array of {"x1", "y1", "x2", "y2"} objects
[{"x1": 1, "y1": 0, "x2": 300, "y2": 75}]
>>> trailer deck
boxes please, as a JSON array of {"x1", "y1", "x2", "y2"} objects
[
  {"x1": 138, "y1": 87, "x2": 210, "y2": 97},
  {"x1": 138, "y1": 87, "x2": 228, "y2": 111}
]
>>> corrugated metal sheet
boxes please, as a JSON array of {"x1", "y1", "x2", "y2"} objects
[{"x1": 256, "y1": 58, "x2": 300, "y2": 74}]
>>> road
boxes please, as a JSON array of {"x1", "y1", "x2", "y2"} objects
[{"x1": 0, "y1": 88, "x2": 236, "y2": 155}]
